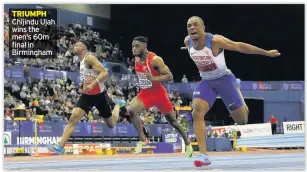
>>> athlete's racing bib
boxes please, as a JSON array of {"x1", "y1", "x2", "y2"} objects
[{"x1": 137, "y1": 72, "x2": 152, "y2": 89}]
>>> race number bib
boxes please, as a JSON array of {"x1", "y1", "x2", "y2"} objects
[
  {"x1": 139, "y1": 78, "x2": 152, "y2": 89},
  {"x1": 137, "y1": 73, "x2": 152, "y2": 89}
]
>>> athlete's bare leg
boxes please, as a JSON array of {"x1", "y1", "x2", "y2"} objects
[
  {"x1": 128, "y1": 96, "x2": 147, "y2": 142},
  {"x1": 192, "y1": 98, "x2": 210, "y2": 154},
  {"x1": 59, "y1": 104, "x2": 120, "y2": 147},
  {"x1": 164, "y1": 111, "x2": 190, "y2": 145},
  {"x1": 59, "y1": 107, "x2": 86, "y2": 147},
  {"x1": 230, "y1": 88, "x2": 249, "y2": 124},
  {"x1": 143, "y1": 125, "x2": 150, "y2": 138},
  {"x1": 104, "y1": 104, "x2": 121, "y2": 128},
  {"x1": 164, "y1": 110, "x2": 194, "y2": 157}
]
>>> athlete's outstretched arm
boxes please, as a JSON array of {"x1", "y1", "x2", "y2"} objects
[
  {"x1": 150, "y1": 56, "x2": 173, "y2": 82},
  {"x1": 85, "y1": 55, "x2": 109, "y2": 86},
  {"x1": 214, "y1": 35, "x2": 281, "y2": 57}
]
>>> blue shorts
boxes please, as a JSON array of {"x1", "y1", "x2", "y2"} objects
[{"x1": 192, "y1": 73, "x2": 244, "y2": 110}]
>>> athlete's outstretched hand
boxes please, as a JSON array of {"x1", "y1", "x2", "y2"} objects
[{"x1": 265, "y1": 50, "x2": 281, "y2": 57}]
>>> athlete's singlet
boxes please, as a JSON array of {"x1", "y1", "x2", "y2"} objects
[
  {"x1": 188, "y1": 33, "x2": 244, "y2": 110},
  {"x1": 134, "y1": 52, "x2": 172, "y2": 114},
  {"x1": 134, "y1": 52, "x2": 165, "y2": 92},
  {"x1": 187, "y1": 33, "x2": 231, "y2": 80},
  {"x1": 80, "y1": 52, "x2": 105, "y2": 95}
]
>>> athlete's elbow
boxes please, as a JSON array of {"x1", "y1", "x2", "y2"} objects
[
  {"x1": 167, "y1": 74, "x2": 173, "y2": 81},
  {"x1": 234, "y1": 42, "x2": 246, "y2": 53},
  {"x1": 101, "y1": 70, "x2": 109, "y2": 78}
]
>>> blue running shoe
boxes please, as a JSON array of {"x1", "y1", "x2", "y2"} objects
[
  {"x1": 46, "y1": 143, "x2": 65, "y2": 155},
  {"x1": 114, "y1": 98, "x2": 121, "y2": 105},
  {"x1": 194, "y1": 154, "x2": 211, "y2": 167}
]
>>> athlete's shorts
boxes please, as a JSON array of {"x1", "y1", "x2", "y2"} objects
[
  {"x1": 76, "y1": 91, "x2": 112, "y2": 118},
  {"x1": 192, "y1": 73, "x2": 244, "y2": 110},
  {"x1": 137, "y1": 89, "x2": 173, "y2": 114}
]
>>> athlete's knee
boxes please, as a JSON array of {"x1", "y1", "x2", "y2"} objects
[
  {"x1": 69, "y1": 108, "x2": 85, "y2": 124},
  {"x1": 103, "y1": 113, "x2": 117, "y2": 128},
  {"x1": 231, "y1": 105, "x2": 249, "y2": 125},
  {"x1": 245, "y1": 105, "x2": 249, "y2": 115},
  {"x1": 127, "y1": 106, "x2": 137, "y2": 118},
  {"x1": 164, "y1": 113, "x2": 177, "y2": 125},
  {"x1": 192, "y1": 99, "x2": 209, "y2": 121},
  {"x1": 127, "y1": 97, "x2": 141, "y2": 116},
  {"x1": 240, "y1": 105, "x2": 249, "y2": 124},
  {"x1": 236, "y1": 118, "x2": 248, "y2": 125},
  {"x1": 127, "y1": 102, "x2": 144, "y2": 118},
  {"x1": 106, "y1": 121, "x2": 115, "y2": 128}
]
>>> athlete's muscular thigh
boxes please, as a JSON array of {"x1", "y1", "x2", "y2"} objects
[
  {"x1": 214, "y1": 73, "x2": 248, "y2": 124},
  {"x1": 192, "y1": 98, "x2": 210, "y2": 120},
  {"x1": 70, "y1": 107, "x2": 87, "y2": 123},
  {"x1": 230, "y1": 88, "x2": 249, "y2": 124},
  {"x1": 128, "y1": 96, "x2": 146, "y2": 115}
]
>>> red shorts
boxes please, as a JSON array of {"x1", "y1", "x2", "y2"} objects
[{"x1": 137, "y1": 89, "x2": 173, "y2": 114}]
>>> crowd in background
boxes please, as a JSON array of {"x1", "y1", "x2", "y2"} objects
[
  {"x1": 4, "y1": 12, "x2": 135, "y2": 73},
  {"x1": 4, "y1": 77, "x2": 190, "y2": 125},
  {"x1": 4, "y1": 11, "x2": 192, "y2": 126}
]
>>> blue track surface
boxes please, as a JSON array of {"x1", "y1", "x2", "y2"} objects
[{"x1": 4, "y1": 153, "x2": 305, "y2": 171}]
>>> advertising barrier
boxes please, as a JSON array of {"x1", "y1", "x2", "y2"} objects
[
  {"x1": 5, "y1": 65, "x2": 304, "y2": 91},
  {"x1": 4, "y1": 121, "x2": 173, "y2": 145},
  {"x1": 5, "y1": 121, "x2": 274, "y2": 146},
  {"x1": 3, "y1": 143, "x2": 112, "y2": 155},
  {"x1": 283, "y1": 121, "x2": 305, "y2": 134},
  {"x1": 197, "y1": 123, "x2": 272, "y2": 138},
  {"x1": 224, "y1": 123, "x2": 272, "y2": 138},
  {"x1": 162, "y1": 131, "x2": 182, "y2": 152},
  {"x1": 4, "y1": 132, "x2": 12, "y2": 145}
]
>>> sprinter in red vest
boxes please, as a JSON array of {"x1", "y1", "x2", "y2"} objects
[{"x1": 129, "y1": 36, "x2": 192, "y2": 157}]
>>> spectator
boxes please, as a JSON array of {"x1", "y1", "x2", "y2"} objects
[
  {"x1": 128, "y1": 66, "x2": 133, "y2": 73},
  {"x1": 19, "y1": 89, "x2": 27, "y2": 100},
  {"x1": 12, "y1": 81, "x2": 21, "y2": 97},
  {"x1": 207, "y1": 125, "x2": 213, "y2": 137},
  {"x1": 270, "y1": 115, "x2": 278, "y2": 134},
  {"x1": 16, "y1": 100, "x2": 25, "y2": 108},
  {"x1": 182, "y1": 75, "x2": 188, "y2": 83},
  {"x1": 120, "y1": 96, "x2": 127, "y2": 107},
  {"x1": 174, "y1": 96, "x2": 183, "y2": 107},
  {"x1": 5, "y1": 108, "x2": 13, "y2": 120},
  {"x1": 160, "y1": 115, "x2": 168, "y2": 124}
]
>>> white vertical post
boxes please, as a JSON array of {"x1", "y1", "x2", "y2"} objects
[{"x1": 181, "y1": 137, "x2": 185, "y2": 153}]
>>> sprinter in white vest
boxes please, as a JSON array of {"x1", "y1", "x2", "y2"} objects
[
  {"x1": 47, "y1": 40, "x2": 121, "y2": 154},
  {"x1": 183, "y1": 16, "x2": 280, "y2": 167}
]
